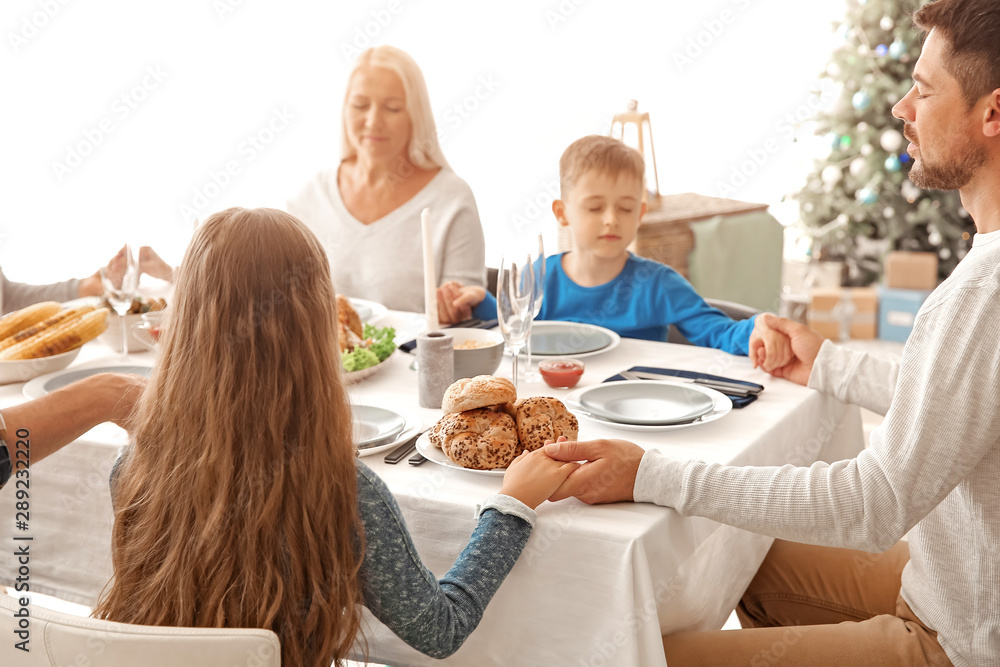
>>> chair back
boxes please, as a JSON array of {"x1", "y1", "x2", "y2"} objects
[
  {"x1": 667, "y1": 298, "x2": 760, "y2": 345},
  {"x1": 0, "y1": 593, "x2": 281, "y2": 666}
]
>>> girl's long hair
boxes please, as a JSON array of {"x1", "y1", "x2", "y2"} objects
[{"x1": 95, "y1": 208, "x2": 365, "y2": 667}]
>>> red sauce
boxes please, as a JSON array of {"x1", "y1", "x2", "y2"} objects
[
  {"x1": 539, "y1": 359, "x2": 585, "y2": 389},
  {"x1": 149, "y1": 326, "x2": 162, "y2": 341}
]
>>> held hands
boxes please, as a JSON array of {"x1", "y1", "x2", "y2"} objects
[
  {"x1": 79, "y1": 245, "x2": 174, "y2": 298},
  {"x1": 437, "y1": 281, "x2": 487, "y2": 325},
  {"x1": 543, "y1": 438, "x2": 645, "y2": 504},
  {"x1": 748, "y1": 313, "x2": 793, "y2": 373},
  {"x1": 749, "y1": 314, "x2": 824, "y2": 386},
  {"x1": 499, "y1": 448, "x2": 580, "y2": 510}
]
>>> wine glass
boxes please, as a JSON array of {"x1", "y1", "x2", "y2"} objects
[
  {"x1": 100, "y1": 245, "x2": 139, "y2": 360},
  {"x1": 496, "y1": 256, "x2": 535, "y2": 392},
  {"x1": 521, "y1": 233, "x2": 546, "y2": 383}
]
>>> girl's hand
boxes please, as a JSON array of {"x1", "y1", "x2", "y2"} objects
[{"x1": 499, "y1": 448, "x2": 580, "y2": 509}]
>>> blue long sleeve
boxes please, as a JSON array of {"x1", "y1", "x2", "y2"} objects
[
  {"x1": 356, "y1": 461, "x2": 532, "y2": 658},
  {"x1": 534, "y1": 253, "x2": 754, "y2": 354}
]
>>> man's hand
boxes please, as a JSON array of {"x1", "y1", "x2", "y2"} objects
[
  {"x1": 499, "y1": 448, "x2": 580, "y2": 509},
  {"x1": 437, "y1": 281, "x2": 486, "y2": 325},
  {"x1": 748, "y1": 313, "x2": 793, "y2": 373},
  {"x1": 543, "y1": 438, "x2": 645, "y2": 504},
  {"x1": 751, "y1": 314, "x2": 824, "y2": 386},
  {"x1": 79, "y1": 245, "x2": 128, "y2": 297}
]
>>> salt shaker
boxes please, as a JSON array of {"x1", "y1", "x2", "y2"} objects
[{"x1": 417, "y1": 330, "x2": 454, "y2": 408}]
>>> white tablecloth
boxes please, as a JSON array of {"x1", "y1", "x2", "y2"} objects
[{"x1": 0, "y1": 315, "x2": 863, "y2": 667}]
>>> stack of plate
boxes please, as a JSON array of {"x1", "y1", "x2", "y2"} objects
[
  {"x1": 353, "y1": 405, "x2": 419, "y2": 456},
  {"x1": 565, "y1": 380, "x2": 732, "y2": 432},
  {"x1": 514, "y1": 321, "x2": 622, "y2": 359}
]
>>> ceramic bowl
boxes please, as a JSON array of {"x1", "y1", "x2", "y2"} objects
[
  {"x1": 449, "y1": 328, "x2": 505, "y2": 381},
  {"x1": 0, "y1": 347, "x2": 81, "y2": 385}
]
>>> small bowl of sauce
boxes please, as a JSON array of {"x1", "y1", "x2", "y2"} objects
[{"x1": 538, "y1": 358, "x2": 585, "y2": 389}]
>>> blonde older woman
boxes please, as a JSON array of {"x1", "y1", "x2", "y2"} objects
[{"x1": 288, "y1": 46, "x2": 486, "y2": 322}]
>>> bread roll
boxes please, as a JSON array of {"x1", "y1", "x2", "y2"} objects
[
  {"x1": 514, "y1": 396, "x2": 579, "y2": 452},
  {"x1": 429, "y1": 408, "x2": 519, "y2": 470},
  {"x1": 442, "y1": 375, "x2": 517, "y2": 414}
]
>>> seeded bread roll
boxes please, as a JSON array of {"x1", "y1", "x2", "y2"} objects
[
  {"x1": 442, "y1": 375, "x2": 517, "y2": 414},
  {"x1": 514, "y1": 396, "x2": 579, "y2": 452},
  {"x1": 429, "y1": 408, "x2": 519, "y2": 470}
]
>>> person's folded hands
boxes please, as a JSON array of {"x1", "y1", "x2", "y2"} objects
[
  {"x1": 499, "y1": 448, "x2": 580, "y2": 510},
  {"x1": 436, "y1": 281, "x2": 486, "y2": 325},
  {"x1": 543, "y1": 438, "x2": 645, "y2": 504},
  {"x1": 749, "y1": 313, "x2": 793, "y2": 373}
]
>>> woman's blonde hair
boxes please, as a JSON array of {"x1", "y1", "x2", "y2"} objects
[
  {"x1": 95, "y1": 208, "x2": 365, "y2": 667},
  {"x1": 340, "y1": 45, "x2": 450, "y2": 170}
]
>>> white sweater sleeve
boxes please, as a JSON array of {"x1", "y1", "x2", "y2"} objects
[
  {"x1": 436, "y1": 177, "x2": 486, "y2": 289},
  {"x1": 634, "y1": 280, "x2": 1000, "y2": 553},
  {"x1": 807, "y1": 340, "x2": 900, "y2": 416}
]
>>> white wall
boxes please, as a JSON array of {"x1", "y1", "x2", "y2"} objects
[{"x1": 1, "y1": 0, "x2": 843, "y2": 284}]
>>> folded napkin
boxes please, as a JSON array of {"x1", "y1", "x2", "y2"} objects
[{"x1": 604, "y1": 366, "x2": 763, "y2": 409}]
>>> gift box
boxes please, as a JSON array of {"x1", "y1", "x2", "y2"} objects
[
  {"x1": 884, "y1": 251, "x2": 938, "y2": 290},
  {"x1": 808, "y1": 287, "x2": 878, "y2": 340},
  {"x1": 878, "y1": 286, "x2": 933, "y2": 343}
]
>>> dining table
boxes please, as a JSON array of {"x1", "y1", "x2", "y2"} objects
[{"x1": 0, "y1": 310, "x2": 864, "y2": 667}]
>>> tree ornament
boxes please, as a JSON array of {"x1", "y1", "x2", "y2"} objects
[
  {"x1": 839, "y1": 135, "x2": 853, "y2": 150},
  {"x1": 861, "y1": 143, "x2": 873, "y2": 156},
  {"x1": 880, "y1": 16, "x2": 894, "y2": 31},
  {"x1": 857, "y1": 187, "x2": 878, "y2": 205},
  {"x1": 875, "y1": 44, "x2": 889, "y2": 57},
  {"x1": 850, "y1": 157, "x2": 867, "y2": 176},
  {"x1": 889, "y1": 40, "x2": 907, "y2": 60},
  {"x1": 821, "y1": 165, "x2": 843, "y2": 185},
  {"x1": 852, "y1": 91, "x2": 872, "y2": 111},
  {"x1": 899, "y1": 152, "x2": 911, "y2": 164},
  {"x1": 858, "y1": 122, "x2": 869, "y2": 131},
  {"x1": 940, "y1": 248, "x2": 951, "y2": 260},
  {"x1": 884, "y1": 155, "x2": 902, "y2": 172},
  {"x1": 880, "y1": 129, "x2": 904, "y2": 152},
  {"x1": 883, "y1": 207, "x2": 895, "y2": 218}
]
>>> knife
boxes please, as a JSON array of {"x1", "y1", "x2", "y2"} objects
[
  {"x1": 383, "y1": 429, "x2": 426, "y2": 464},
  {"x1": 620, "y1": 370, "x2": 760, "y2": 397}
]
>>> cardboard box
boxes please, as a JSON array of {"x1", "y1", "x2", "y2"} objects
[
  {"x1": 878, "y1": 286, "x2": 933, "y2": 343},
  {"x1": 884, "y1": 251, "x2": 938, "y2": 290},
  {"x1": 808, "y1": 287, "x2": 878, "y2": 340}
]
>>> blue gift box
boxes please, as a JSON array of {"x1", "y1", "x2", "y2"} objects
[{"x1": 878, "y1": 286, "x2": 934, "y2": 342}]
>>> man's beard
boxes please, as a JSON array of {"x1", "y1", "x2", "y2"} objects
[{"x1": 904, "y1": 124, "x2": 987, "y2": 190}]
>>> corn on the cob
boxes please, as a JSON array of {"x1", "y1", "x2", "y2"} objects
[
  {"x1": 0, "y1": 304, "x2": 98, "y2": 353},
  {"x1": 0, "y1": 301, "x2": 62, "y2": 341},
  {"x1": 0, "y1": 308, "x2": 109, "y2": 360}
]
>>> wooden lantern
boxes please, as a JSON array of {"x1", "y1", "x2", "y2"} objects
[{"x1": 609, "y1": 99, "x2": 662, "y2": 210}]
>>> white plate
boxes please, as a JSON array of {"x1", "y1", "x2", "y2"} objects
[
  {"x1": 349, "y1": 298, "x2": 388, "y2": 325},
  {"x1": 578, "y1": 380, "x2": 716, "y2": 425},
  {"x1": 506, "y1": 321, "x2": 621, "y2": 359},
  {"x1": 565, "y1": 381, "x2": 732, "y2": 432},
  {"x1": 344, "y1": 350, "x2": 394, "y2": 384},
  {"x1": 23, "y1": 364, "x2": 154, "y2": 400},
  {"x1": 353, "y1": 404, "x2": 406, "y2": 447},
  {"x1": 414, "y1": 432, "x2": 506, "y2": 477},
  {"x1": 356, "y1": 422, "x2": 421, "y2": 458}
]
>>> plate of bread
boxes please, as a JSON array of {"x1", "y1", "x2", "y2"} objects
[{"x1": 419, "y1": 375, "x2": 580, "y2": 475}]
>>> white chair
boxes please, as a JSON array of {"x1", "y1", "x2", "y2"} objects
[{"x1": 0, "y1": 593, "x2": 281, "y2": 666}]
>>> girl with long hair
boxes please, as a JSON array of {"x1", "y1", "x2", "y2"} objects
[{"x1": 95, "y1": 207, "x2": 576, "y2": 666}]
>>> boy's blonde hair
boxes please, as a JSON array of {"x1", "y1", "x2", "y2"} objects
[{"x1": 559, "y1": 135, "x2": 645, "y2": 197}]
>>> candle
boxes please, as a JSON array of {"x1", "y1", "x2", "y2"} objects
[{"x1": 421, "y1": 207, "x2": 439, "y2": 331}]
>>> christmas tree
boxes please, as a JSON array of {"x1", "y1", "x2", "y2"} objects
[{"x1": 795, "y1": 0, "x2": 975, "y2": 286}]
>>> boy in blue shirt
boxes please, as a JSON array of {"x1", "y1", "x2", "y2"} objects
[{"x1": 443, "y1": 135, "x2": 788, "y2": 367}]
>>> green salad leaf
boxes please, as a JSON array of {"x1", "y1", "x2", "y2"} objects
[
  {"x1": 363, "y1": 323, "x2": 396, "y2": 362},
  {"x1": 342, "y1": 347, "x2": 379, "y2": 372}
]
